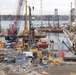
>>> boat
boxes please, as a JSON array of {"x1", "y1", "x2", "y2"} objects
[
  {"x1": 40, "y1": 28, "x2": 63, "y2": 33},
  {"x1": 38, "y1": 24, "x2": 65, "y2": 33},
  {"x1": 36, "y1": 40, "x2": 50, "y2": 48}
]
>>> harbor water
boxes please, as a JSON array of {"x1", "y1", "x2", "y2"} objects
[{"x1": 1, "y1": 20, "x2": 69, "y2": 50}]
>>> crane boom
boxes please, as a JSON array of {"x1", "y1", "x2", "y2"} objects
[
  {"x1": 13, "y1": 0, "x2": 24, "y2": 32},
  {"x1": 6, "y1": 0, "x2": 24, "y2": 42}
]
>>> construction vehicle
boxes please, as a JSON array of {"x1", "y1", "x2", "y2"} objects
[
  {"x1": 5, "y1": 0, "x2": 24, "y2": 42},
  {"x1": 62, "y1": 40, "x2": 76, "y2": 61},
  {"x1": 5, "y1": 0, "x2": 46, "y2": 50}
]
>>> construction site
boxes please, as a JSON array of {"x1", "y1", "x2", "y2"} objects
[{"x1": 0, "y1": 0, "x2": 76, "y2": 75}]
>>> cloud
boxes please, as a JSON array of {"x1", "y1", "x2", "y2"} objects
[
  {"x1": 1, "y1": 10, "x2": 16, "y2": 15},
  {"x1": 0, "y1": 0, "x2": 74, "y2": 15}
]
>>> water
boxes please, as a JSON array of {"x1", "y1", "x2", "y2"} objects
[
  {"x1": 41, "y1": 33, "x2": 69, "y2": 50},
  {"x1": 1, "y1": 20, "x2": 69, "y2": 50},
  {"x1": 1, "y1": 21, "x2": 25, "y2": 32},
  {"x1": 1, "y1": 20, "x2": 69, "y2": 31}
]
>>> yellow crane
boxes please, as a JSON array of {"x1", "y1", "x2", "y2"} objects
[
  {"x1": 24, "y1": 0, "x2": 28, "y2": 34},
  {"x1": 40, "y1": 0, "x2": 43, "y2": 27},
  {"x1": 74, "y1": 0, "x2": 76, "y2": 30}
]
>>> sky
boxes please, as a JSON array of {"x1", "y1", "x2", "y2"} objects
[{"x1": 0, "y1": 0, "x2": 74, "y2": 15}]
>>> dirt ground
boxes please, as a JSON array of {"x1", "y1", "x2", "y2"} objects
[
  {"x1": 33, "y1": 64, "x2": 76, "y2": 75},
  {"x1": 2, "y1": 64, "x2": 76, "y2": 75}
]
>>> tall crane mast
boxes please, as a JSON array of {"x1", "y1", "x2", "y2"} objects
[
  {"x1": 24, "y1": 0, "x2": 28, "y2": 34},
  {"x1": 0, "y1": 5, "x2": 1, "y2": 33},
  {"x1": 40, "y1": 0, "x2": 43, "y2": 27},
  {"x1": 70, "y1": 2, "x2": 72, "y2": 32},
  {"x1": 74, "y1": 0, "x2": 76, "y2": 30}
]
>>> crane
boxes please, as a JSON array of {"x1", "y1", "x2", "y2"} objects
[
  {"x1": 74, "y1": 0, "x2": 76, "y2": 30},
  {"x1": 40, "y1": 0, "x2": 43, "y2": 27},
  {"x1": 6, "y1": 0, "x2": 24, "y2": 42},
  {"x1": 24, "y1": 0, "x2": 28, "y2": 34},
  {"x1": 70, "y1": 2, "x2": 72, "y2": 32},
  {"x1": 0, "y1": 5, "x2": 2, "y2": 33}
]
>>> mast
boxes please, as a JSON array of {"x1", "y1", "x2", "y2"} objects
[
  {"x1": 0, "y1": 5, "x2": 1, "y2": 33},
  {"x1": 40, "y1": 0, "x2": 43, "y2": 27},
  {"x1": 28, "y1": 6, "x2": 32, "y2": 47},
  {"x1": 70, "y1": 2, "x2": 72, "y2": 32},
  {"x1": 23, "y1": 0, "x2": 28, "y2": 50},
  {"x1": 24, "y1": 0, "x2": 28, "y2": 33},
  {"x1": 74, "y1": 0, "x2": 76, "y2": 30},
  {"x1": 58, "y1": 15, "x2": 59, "y2": 28}
]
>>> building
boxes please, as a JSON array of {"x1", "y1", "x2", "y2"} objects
[
  {"x1": 53, "y1": 9, "x2": 59, "y2": 21},
  {"x1": 71, "y1": 8, "x2": 75, "y2": 21}
]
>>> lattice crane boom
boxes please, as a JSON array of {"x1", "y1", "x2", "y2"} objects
[
  {"x1": 6, "y1": 0, "x2": 24, "y2": 42},
  {"x1": 9, "y1": 0, "x2": 24, "y2": 34}
]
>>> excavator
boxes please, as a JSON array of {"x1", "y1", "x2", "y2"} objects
[{"x1": 4, "y1": 0, "x2": 25, "y2": 50}]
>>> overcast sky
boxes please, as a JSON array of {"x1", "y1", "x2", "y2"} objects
[{"x1": 0, "y1": 0, "x2": 74, "y2": 15}]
